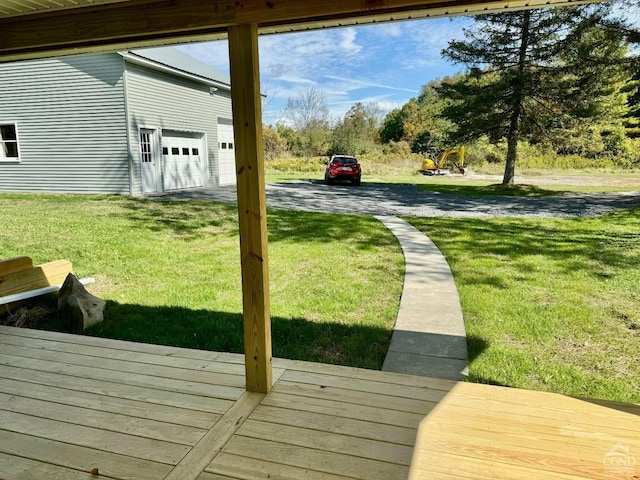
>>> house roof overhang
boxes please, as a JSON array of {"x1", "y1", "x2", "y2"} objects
[{"x1": 0, "y1": 0, "x2": 600, "y2": 62}]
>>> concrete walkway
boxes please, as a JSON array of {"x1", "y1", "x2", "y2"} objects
[
  {"x1": 377, "y1": 215, "x2": 469, "y2": 381},
  {"x1": 151, "y1": 187, "x2": 471, "y2": 380}
]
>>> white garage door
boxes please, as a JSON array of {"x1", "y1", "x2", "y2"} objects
[
  {"x1": 161, "y1": 133, "x2": 204, "y2": 191},
  {"x1": 217, "y1": 124, "x2": 236, "y2": 186}
]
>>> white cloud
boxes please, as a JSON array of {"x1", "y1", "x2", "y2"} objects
[
  {"x1": 323, "y1": 74, "x2": 417, "y2": 93},
  {"x1": 177, "y1": 17, "x2": 470, "y2": 121},
  {"x1": 276, "y1": 75, "x2": 317, "y2": 86},
  {"x1": 177, "y1": 41, "x2": 229, "y2": 72},
  {"x1": 259, "y1": 28, "x2": 365, "y2": 81}
]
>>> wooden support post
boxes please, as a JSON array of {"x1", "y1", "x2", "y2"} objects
[{"x1": 228, "y1": 24, "x2": 273, "y2": 394}]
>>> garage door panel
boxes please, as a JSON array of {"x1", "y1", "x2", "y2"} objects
[
  {"x1": 162, "y1": 134, "x2": 204, "y2": 191},
  {"x1": 218, "y1": 125, "x2": 236, "y2": 186}
]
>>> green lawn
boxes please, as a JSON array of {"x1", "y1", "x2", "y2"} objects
[
  {"x1": 0, "y1": 193, "x2": 404, "y2": 369},
  {"x1": 3, "y1": 191, "x2": 639, "y2": 403},
  {"x1": 266, "y1": 169, "x2": 640, "y2": 196},
  {"x1": 406, "y1": 211, "x2": 640, "y2": 403},
  {"x1": 416, "y1": 179, "x2": 640, "y2": 197}
]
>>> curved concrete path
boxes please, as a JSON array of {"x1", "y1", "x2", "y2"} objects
[
  {"x1": 376, "y1": 216, "x2": 469, "y2": 380},
  {"x1": 151, "y1": 187, "x2": 472, "y2": 380}
]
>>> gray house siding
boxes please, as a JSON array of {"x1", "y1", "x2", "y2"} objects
[
  {"x1": 124, "y1": 61, "x2": 233, "y2": 195},
  {"x1": 0, "y1": 54, "x2": 130, "y2": 193}
]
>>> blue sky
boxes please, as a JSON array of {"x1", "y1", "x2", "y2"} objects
[{"x1": 177, "y1": 17, "x2": 472, "y2": 125}]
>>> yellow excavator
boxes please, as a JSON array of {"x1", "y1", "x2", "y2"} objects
[{"x1": 420, "y1": 146, "x2": 468, "y2": 175}]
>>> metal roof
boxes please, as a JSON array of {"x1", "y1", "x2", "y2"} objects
[{"x1": 123, "y1": 47, "x2": 231, "y2": 88}]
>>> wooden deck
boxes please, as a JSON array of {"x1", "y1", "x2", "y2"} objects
[{"x1": 0, "y1": 325, "x2": 638, "y2": 480}]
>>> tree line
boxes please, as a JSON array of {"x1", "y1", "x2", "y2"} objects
[{"x1": 264, "y1": 2, "x2": 640, "y2": 184}]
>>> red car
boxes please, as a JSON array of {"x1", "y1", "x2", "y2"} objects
[{"x1": 324, "y1": 155, "x2": 362, "y2": 186}]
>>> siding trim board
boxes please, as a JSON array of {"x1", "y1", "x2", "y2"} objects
[{"x1": 122, "y1": 60, "x2": 135, "y2": 195}]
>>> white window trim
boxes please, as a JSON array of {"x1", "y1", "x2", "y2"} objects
[{"x1": 0, "y1": 121, "x2": 21, "y2": 163}]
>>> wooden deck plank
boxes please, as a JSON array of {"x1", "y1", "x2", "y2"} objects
[
  {"x1": 0, "y1": 329, "x2": 243, "y2": 374},
  {"x1": 0, "y1": 339, "x2": 246, "y2": 388},
  {"x1": 0, "y1": 410, "x2": 191, "y2": 464},
  {"x1": 1, "y1": 326, "x2": 638, "y2": 480},
  {"x1": 412, "y1": 433, "x2": 627, "y2": 479},
  {"x1": 444, "y1": 382, "x2": 640, "y2": 429},
  {"x1": 0, "y1": 363, "x2": 234, "y2": 414},
  {"x1": 425, "y1": 403, "x2": 640, "y2": 444},
  {"x1": 273, "y1": 380, "x2": 440, "y2": 414},
  {"x1": 409, "y1": 383, "x2": 640, "y2": 480},
  {"x1": 0, "y1": 391, "x2": 207, "y2": 446},
  {"x1": 276, "y1": 355, "x2": 456, "y2": 391},
  {"x1": 198, "y1": 473, "x2": 241, "y2": 480},
  {"x1": 0, "y1": 451, "x2": 104, "y2": 480},
  {"x1": 280, "y1": 369, "x2": 449, "y2": 402},
  {"x1": 251, "y1": 404, "x2": 418, "y2": 446},
  {"x1": 213, "y1": 436, "x2": 409, "y2": 480},
  {"x1": 409, "y1": 449, "x2": 605, "y2": 480},
  {"x1": 0, "y1": 430, "x2": 173, "y2": 480},
  {"x1": 203, "y1": 453, "x2": 355, "y2": 480},
  {"x1": 0, "y1": 370, "x2": 221, "y2": 429},
  {"x1": 0, "y1": 350, "x2": 244, "y2": 400},
  {"x1": 262, "y1": 390, "x2": 427, "y2": 429},
  {"x1": 164, "y1": 392, "x2": 265, "y2": 480},
  {"x1": 0, "y1": 375, "x2": 219, "y2": 429},
  {"x1": 237, "y1": 419, "x2": 414, "y2": 465},
  {"x1": 0, "y1": 325, "x2": 222, "y2": 361},
  {"x1": 218, "y1": 352, "x2": 456, "y2": 391}
]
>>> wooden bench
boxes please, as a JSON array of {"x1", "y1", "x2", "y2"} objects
[{"x1": 0, "y1": 256, "x2": 94, "y2": 313}]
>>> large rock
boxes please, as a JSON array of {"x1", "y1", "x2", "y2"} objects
[{"x1": 58, "y1": 273, "x2": 105, "y2": 332}]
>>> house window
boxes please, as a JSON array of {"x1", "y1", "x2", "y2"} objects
[
  {"x1": 228, "y1": 142, "x2": 233, "y2": 150},
  {"x1": 182, "y1": 147, "x2": 189, "y2": 155},
  {"x1": 192, "y1": 148, "x2": 199, "y2": 155},
  {"x1": 0, "y1": 123, "x2": 19, "y2": 161},
  {"x1": 172, "y1": 147, "x2": 179, "y2": 155}
]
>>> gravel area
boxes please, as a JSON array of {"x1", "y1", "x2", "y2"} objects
[{"x1": 150, "y1": 180, "x2": 640, "y2": 218}]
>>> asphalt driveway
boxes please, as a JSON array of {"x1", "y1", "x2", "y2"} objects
[{"x1": 151, "y1": 180, "x2": 640, "y2": 218}]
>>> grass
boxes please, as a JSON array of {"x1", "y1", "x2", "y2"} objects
[
  {"x1": 406, "y1": 210, "x2": 640, "y2": 403},
  {"x1": 415, "y1": 181, "x2": 639, "y2": 197},
  {"x1": 417, "y1": 182, "x2": 562, "y2": 197},
  {"x1": 3, "y1": 188, "x2": 639, "y2": 403},
  {"x1": 0, "y1": 193, "x2": 404, "y2": 369},
  {"x1": 267, "y1": 167, "x2": 640, "y2": 197}
]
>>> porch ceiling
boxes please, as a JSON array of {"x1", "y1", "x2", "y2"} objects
[{"x1": 0, "y1": 0, "x2": 598, "y2": 62}]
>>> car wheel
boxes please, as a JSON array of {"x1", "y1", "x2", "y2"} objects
[
  {"x1": 325, "y1": 175, "x2": 333, "y2": 185},
  {"x1": 352, "y1": 176, "x2": 361, "y2": 186}
]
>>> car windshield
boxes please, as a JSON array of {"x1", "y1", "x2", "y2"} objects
[{"x1": 332, "y1": 157, "x2": 357, "y2": 164}]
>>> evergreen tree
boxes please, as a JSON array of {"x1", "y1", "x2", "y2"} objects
[{"x1": 439, "y1": 5, "x2": 634, "y2": 184}]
